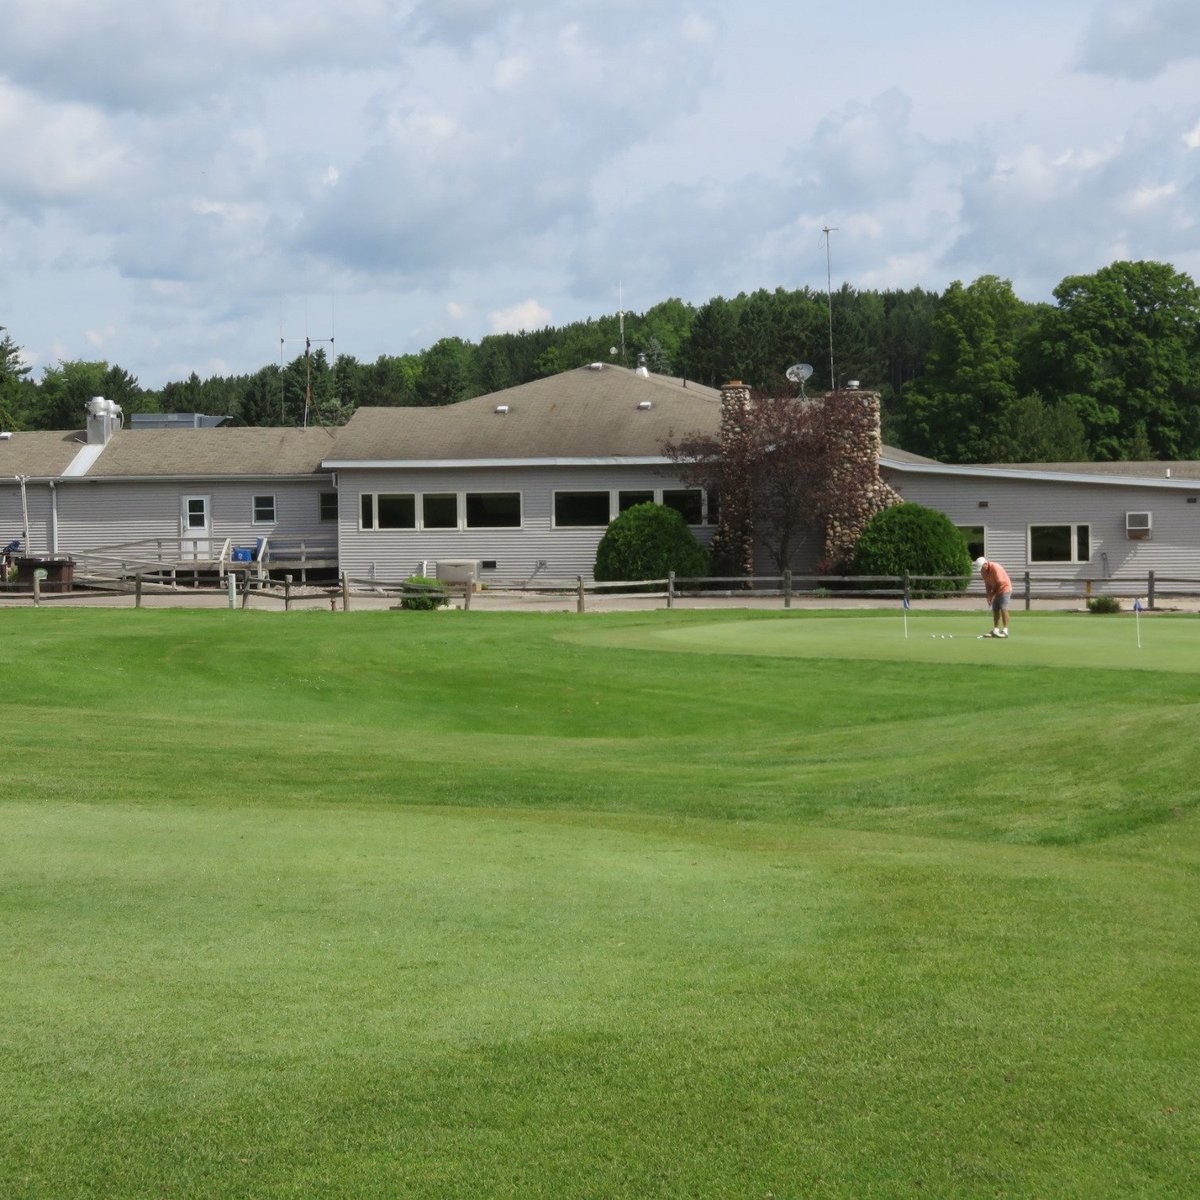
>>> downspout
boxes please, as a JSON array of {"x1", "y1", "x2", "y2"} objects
[
  {"x1": 49, "y1": 480, "x2": 59, "y2": 557},
  {"x1": 17, "y1": 474, "x2": 30, "y2": 555}
]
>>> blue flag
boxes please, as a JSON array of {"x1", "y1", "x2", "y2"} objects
[
  {"x1": 903, "y1": 594, "x2": 911, "y2": 610},
  {"x1": 1134, "y1": 598, "x2": 1143, "y2": 612}
]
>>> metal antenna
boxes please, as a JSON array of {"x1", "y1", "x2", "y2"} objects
[
  {"x1": 618, "y1": 281, "x2": 626, "y2": 366},
  {"x1": 280, "y1": 299, "x2": 335, "y2": 427},
  {"x1": 823, "y1": 225, "x2": 838, "y2": 391}
]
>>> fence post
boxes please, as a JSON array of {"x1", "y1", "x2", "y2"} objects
[
  {"x1": 32, "y1": 572, "x2": 41, "y2": 607},
  {"x1": 463, "y1": 582, "x2": 472, "y2": 611},
  {"x1": 241, "y1": 579, "x2": 251, "y2": 609},
  {"x1": 1024, "y1": 571, "x2": 1031, "y2": 611},
  {"x1": 227, "y1": 573, "x2": 237, "y2": 610},
  {"x1": 1148, "y1": 570, "x2": 1155, "y2": 611},
  {"x1": 285, "y1": 574, "x2": 293, "y2": 612},
  {"x1": 577, "y1": 576, "x2": 586, "y2": 614},
  {"x1": 784, "y1": 569, "x2": 792, "y2": 609},
  {"x1": 341, "y1": 572, "x2": 351, "y2": 612},
  {"x1": 135, "y1": 573, "x2": 143, "y2": 609},
  {"x1": 667, "y1": 570, "x2": 675, "y2": 609}
]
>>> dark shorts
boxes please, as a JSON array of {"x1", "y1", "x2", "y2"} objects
[{"x1": 992, "y1": 591, "x2": 1011, "y2": 617}]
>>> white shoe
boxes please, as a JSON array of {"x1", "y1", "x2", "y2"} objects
[
  {"x1": 998, "y1": 630, "x2": 1009, "y2": 637},
  {"x1": 989, "y1": 629, "x2": 1003, "y2": 638}
]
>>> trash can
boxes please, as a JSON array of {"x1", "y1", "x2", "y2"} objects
[{"x1": 16, "y1": 557, "x2": 75, "y2": 593}]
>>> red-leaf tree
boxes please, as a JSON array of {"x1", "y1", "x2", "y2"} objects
[{"x1": 662, "y1": 384, "x2": 900, "y2": 575}]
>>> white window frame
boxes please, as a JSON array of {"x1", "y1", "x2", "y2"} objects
[
  {"x1": 955, "y1": 524, "x2": 986, "y2": 560},
  {"x1": 1028, "y1": 523, "x2": 1091, "y2": 564},
  {"x1": 358, "y1": 490, "x2": 523, "y2": 532},
  {"x1": 252, "y1": 494, "x2": 277, "y2": 525},
  {"x1": 360, "y1": 492, "x2": 417, "y2": 531},
  {"x1": 552, "y1": 487, "x2": 716, "y2": 530},
  {"x1": 464, "y1": 491, "x2": 522, "y2": 530}
]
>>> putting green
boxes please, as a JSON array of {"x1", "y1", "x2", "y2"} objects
[{"x1": 570, "y1": 610, "x2": 1200, "y2": 673}]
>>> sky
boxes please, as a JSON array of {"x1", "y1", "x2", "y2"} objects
[{"x1": 3, "y1": 0, "x2": 1200, "y2": 389}]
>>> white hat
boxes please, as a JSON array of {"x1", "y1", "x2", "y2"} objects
[{"x1": 973, "y1": 557, "x2": 987, "y2": 569}]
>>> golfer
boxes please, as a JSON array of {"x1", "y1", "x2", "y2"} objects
[{"x1": 975, "y1": 557, "x2": 1012, "y2": 638}]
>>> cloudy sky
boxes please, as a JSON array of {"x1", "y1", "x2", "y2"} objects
[{"x1": 3, "y1": 0, "x2": 1199, "y2": 388}]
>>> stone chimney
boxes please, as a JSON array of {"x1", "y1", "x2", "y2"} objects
[
  {"x1": 708, "y1": 381, "x2": 756, "y2": 576},
  {"x1": 819, "y1": 388, "x2": 901, "y2": 570}
]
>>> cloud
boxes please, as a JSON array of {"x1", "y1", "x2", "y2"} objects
[
  {"x1": 3, "y1": 0, "x2": 401, "y2": 111},
  {"x1": 0, "y1": 81, "x2": 130, "y2": 210},
  {"x1": 946, "y1": 106, "x2": 1200, "y2": 293},
  {"x1": 1078, "y1": 0, "x2": 1200, "y2": 80},
  {"x1": 489, "y1": 299, "x2": 552, "y2": 333}
]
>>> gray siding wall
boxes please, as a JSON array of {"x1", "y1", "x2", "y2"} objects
[
  {"x1": 889, "y1": 469, "x2": 1200, "y2": 584},
  {"x1": 3, "y1": 478, "x2": 333, "y2": 558},
  {"x1": 338, "y1": 464, "x2": 716, "y2": 582},
  {"x1": 0, "y1": 483, "x2": 54, "y2": 557}
]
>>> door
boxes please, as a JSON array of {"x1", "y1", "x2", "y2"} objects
[{"x1": 180, "y1": 495, "x2": 212, "y2": 558}]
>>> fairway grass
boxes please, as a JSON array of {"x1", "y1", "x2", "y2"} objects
[{"x1": 3, "y1": 608, "x2": 1200, "y2": 1198}]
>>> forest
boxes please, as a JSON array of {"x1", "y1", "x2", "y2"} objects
[{"x1": 3, "y1": 259, "x2": 1200, "y2": 465}]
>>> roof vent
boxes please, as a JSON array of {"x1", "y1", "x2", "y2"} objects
[
  {"x1": 495, "y1": 404, "x2": 510, "y2": 415},
  {"x1": 588, "y1": 362, "x2": 604, "y2": 371},
  {"x1": 637, "y1": 400, "x2": 652, "y2": 410},
  {"x1": 0, "y1": 431, "x2": 12, "y2": 440},
  {"x1": 847, "y1": 379, "x2": 860, "y2": 389}
]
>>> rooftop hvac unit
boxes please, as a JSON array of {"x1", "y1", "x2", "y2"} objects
[{"x1": 1126, "y1": 511, "x2": 1152, "y2": 540}]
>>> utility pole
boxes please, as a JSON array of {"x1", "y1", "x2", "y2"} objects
[{"x1": 823, "y1": 225, "x2": 838, "y2": 392}]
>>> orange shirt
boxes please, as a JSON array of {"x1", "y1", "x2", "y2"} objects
[{"x1": 982, "y1": 561, "x2": 1012, "y2": 596}]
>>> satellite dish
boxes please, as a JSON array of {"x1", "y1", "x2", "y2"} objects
[{"x1": 785, "y1": 363, "x2": 814, "y2": 383}]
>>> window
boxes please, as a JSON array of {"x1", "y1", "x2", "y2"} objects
[
  {"x1": 422, "y1": 493, "x2": 458, "y2": 529},
  {"x1": 360, "y1": 493, "x2": 416, "y2": 530},
  {"x1": 662, "y1": 488, "x2": 704, "y2": 526},
  {"x1": 554, "y1": 491, "x2": 611, "y2": 527},
  {"x1": 1030, "y1": 524, "x2": 1090, "y2": 563},
  {"x1": 618, "y1": 490, "x2": 654, "y2": 513},
  {"x1": 184, "y1": 497, "x2": 208, "y2": 530},
  {"x1": 466, "y1": 492, "x2": 521, "y2": 528},
  {"x1": 253, "y1": 495, "x2": 276, "y2": 524},
  {"x1": 956, "y1": 525, "x2": 985, "y2": 560},
  {"x1": 318, "y1": 492, "x2": 338, "y2": 522}
]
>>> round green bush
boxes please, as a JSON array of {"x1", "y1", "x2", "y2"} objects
[
  {"x1": 400, "y1": 575, "x2": 449, "y2": 610},
  {"x1": 594, "y1": 503, "x2": 709, "y2": 584},
  {"x1": 850, "y1": 502, "x2": 971, "y2": 595}
]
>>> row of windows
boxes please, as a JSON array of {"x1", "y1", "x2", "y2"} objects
[
  {"x1": 249, "y1": 493, "x2": 339, "y2": 524},
  {"x1": 956, "y1": 523, "x2": 1092, "y2": 564},
  {"x1": 358, "y1": 488, "x2": 716, "y2": 532}
]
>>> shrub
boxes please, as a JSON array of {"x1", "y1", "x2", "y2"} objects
[
  {"x1": 400, "y1": 575, "x2": 449, "y2": 610},
  {"x1": 850, "y1": 502, "x2": 972, "y2": 595},
  {"x1": 594, "y1": 503, "x2": 709, "y2": 586},
  {"x1": 1087, "y1": 595, "x2": 1122, "y2": 614}
]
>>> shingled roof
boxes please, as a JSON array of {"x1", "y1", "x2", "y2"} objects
[
  {"x1": 0, "y1": 425, "x2": 338, "y2": 479},
  {"x1": 0, "y1": 431, "x2": 85, "y2": 478},
  {"x1": 325, "y1": 365, "x2": 724, "y2": 464}
]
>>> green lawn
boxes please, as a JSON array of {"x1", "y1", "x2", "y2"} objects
[{"x1": 2, "y1": 607, "x2": 1199, "y2": 1198}]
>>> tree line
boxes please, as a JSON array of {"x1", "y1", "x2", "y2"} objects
[{"x1": 3, "y1": 259, "x2": 1199, "y2": 463}]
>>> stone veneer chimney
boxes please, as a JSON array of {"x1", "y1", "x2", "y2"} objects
[
  {"x1": 711, "y1": 380, "x2": 900, "y2": 575},
  {"x1": 707, "y1": 381, "x2": 756, "y2": 576},
  {"x1": 819, "y1": 388, "x2": 901, "y2": 570}
]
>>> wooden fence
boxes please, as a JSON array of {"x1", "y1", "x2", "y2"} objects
[{"x1": 3, "y1": 568, "x2": 1199, "y2": 611}]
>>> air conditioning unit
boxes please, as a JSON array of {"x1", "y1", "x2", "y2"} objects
[
  {"x1": 436, "y1": 559, "x2": 480, "y2": 585},
  {"x1": 1126, "y1": 511, "x2": 1152, "y2": 540}
]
